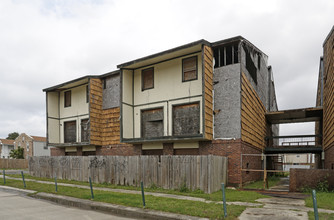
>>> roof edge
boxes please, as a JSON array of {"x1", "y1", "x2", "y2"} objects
[
  {"x1": 117, "y1": 39, "x2": 210, "y2": 69},
  {"x1": 323, "y1": 25, "x2": 334, "y2": 47}
]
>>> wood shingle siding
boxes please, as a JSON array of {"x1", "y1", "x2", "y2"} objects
[
  {"x1": 323, "y1": 31, "x2": 334, "y2": 150},
  {"x1": 89, "y1": 78, "x2": 122, "y2": 146},
  {"x1": 89, "y1": 78, "x2": 103, "y2": 145},
  {"x1": 241, "y1": 72, "x2": 267, "y2": 149},
  {"x1": 203, "y1": 45, "x2": 213, "y2": 140}
]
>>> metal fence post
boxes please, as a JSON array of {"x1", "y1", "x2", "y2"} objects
[
  {"x1": 312, "y1": 190, "x2": 319, "y2": 220},
  {"x1": 141, "y1": 181, "x2": 146, "y2": 208},
  {"x1": 3, "y1": 169, "x2": 5, "y2": 184},
  {"x1": 55, "y1": 175, "x2": 58, "y2": 192},
  {"x1": 221, "y1": 183, "x2": 227, "y2": 218},
  {"x1": 21, "y1": 171, "x2": 26, "y2": 188},
  {"x1": 89, "y1": 177, "x2": 94, "y2": 199}
]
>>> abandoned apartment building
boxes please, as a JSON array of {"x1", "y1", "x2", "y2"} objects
[{"x1": 44, "y1": 36, "x2": 279, "y2": 185}]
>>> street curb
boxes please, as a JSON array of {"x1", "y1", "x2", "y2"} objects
[
  {"x1": 31, "y1": 192, "x2": 208, "y2": 220},
  {"x1": 0, "y1": 185, "x2": 36, "y2": 194}
]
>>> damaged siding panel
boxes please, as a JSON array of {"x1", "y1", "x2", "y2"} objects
[
  {"x1": 203, "y1": 45, "x2": 213, "y2": 140},
  {"x1": 241, "y1": 73, "x2": 267, "y2": 149},
  {"x1": 323, "y1": 31, "x2": 334, "y2": 150},
  {"x1": 102, "y1": 74, "x2": 120, "y2": 109},
  {"x1": 101, "y1": 107, "x2": 121, "y2": 145},
  {"x1": 213, "y1": 64, "x2": 241, "y2": 139}
]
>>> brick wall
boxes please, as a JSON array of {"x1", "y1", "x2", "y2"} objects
[
  {"x1": 199, "y1": 139, "x2": 262, "y2": 186},
  {"x1": 290, "y1": 168, "x2": 334, "y2": 192},
  {"x1": 96, "y1": 144, "x2": 141, "y2": 156},
  {"x1": 324, "y1": 145, "x2": 334, "y2": 169},
  {"x1": 50, "y1": 147, "x2": 65, "y2": 156}
]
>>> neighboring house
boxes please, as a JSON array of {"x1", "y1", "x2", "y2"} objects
[
  {"x1": 44, "y1": 36, "x2": 278, "y2": 185},
  {"x1": 316, "y1": 25, "x2": 334, "y2": 170},
  {"x1": 282, "y1": 153, "x2": 315, "y2": 171},
  {"x1": 14, "y1": 133, "x2": 49, "y2": 158},
  {"x1": 0, "y1": 139, "x2": 14, "y2": 158}
]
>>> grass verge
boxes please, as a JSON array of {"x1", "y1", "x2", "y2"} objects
[
  {"x1": 305, "y1": 192, "x2": 334, "y2": 210},
  {"x1": 243, "y1": 175, "x2": 281, "y2": 189},
  {"x1": 308, "y1": 211, "x2": 334, "y2": 220},
  {"x1": 0, "y1": 178, "x2": 246, "y2": 219},
  {"x1": 5, "y1": 174, "x2": 269, "y2": 203}
]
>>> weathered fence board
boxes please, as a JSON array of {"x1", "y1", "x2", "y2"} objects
[
  {"x1": 29, "y1": 155, "x2": 227, "y2": 193},
  {"x1": 0, "y1": 159, "x2": 28, "y2": 169}
]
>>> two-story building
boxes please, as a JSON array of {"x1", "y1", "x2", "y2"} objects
[
  {"x1": 44, "y1": 36, "x2": 278, "y2": 185},
  {"x1": 14, "y1": 133, "x2": 49, "y2": 158}
]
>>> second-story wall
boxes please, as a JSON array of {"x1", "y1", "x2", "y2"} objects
[
  {"x1": 121, "y1": 44, "x2": 213, "y2": 143},
  {"x1": 46, "y1": 82, "x2": 89, "y2": 144}
]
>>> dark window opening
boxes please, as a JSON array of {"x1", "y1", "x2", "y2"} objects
[
  {"x1": 182, "y1": 56, "x2": 197, "y2": 82},
  {"x1": 226, "y1": 46, "x2": 232, "y2": 65},
  {"x1": 173, "y1": 102, "x2": 200, "y2": 136},
  {"x1": 332, "y1": 163, "x2": 334, "y2": 170},
  {"x1": 64, "y1": 90, "x2": 71, "y2": 107},
  {"x1": 244, "y1": 45, "x2": 257, "y2": 84},
  {"x1": 257, "y1": 54, "x2": 261, "y2": 70},
  {"x1": 141, "y1": 108, "x2": 163, "y2": 138},
  {"x1": 142, "y1": 67, "x2": 154, "y2": 90},
  {"x1": 102, "y1": 79, "x2": 107, "y2": 89},
  {"x1": 81, "y1": 119, "x2": 89, "y2": 142},
  {"x1": 64, "y1": 121, "x2": 76, "y2": 143},
  {"x1": 213, "y1": 43, "x2": 239, "y2": 68}
]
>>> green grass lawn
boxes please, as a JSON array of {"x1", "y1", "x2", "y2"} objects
[
  {"x1": 5, "y1": 173, "x2": 269, "y2": 203},
  {"x1": 305, "y1": 192, "x2": 334, "y2": 210},
  {"x1": 243, "y1": 175, "x2": 281, "y2": 190},
  {"x1": 0, "y1": 177, "x2": 257, "y2": 219},
  {"x1": 308, "y1": 211, "x2": 334, "y2": 220}
]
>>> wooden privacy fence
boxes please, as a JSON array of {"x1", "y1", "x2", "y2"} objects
[
  {"x1": 28, "y1": 155, "x2": 227, "y2": 193},
  {"x1": 0, "y1": 159, "x2": 28, "y2": 169}
]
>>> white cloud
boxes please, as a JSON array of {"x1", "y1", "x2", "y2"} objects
[{"x1": 0, "y1": 0, "x2": 333, "y2": 137}]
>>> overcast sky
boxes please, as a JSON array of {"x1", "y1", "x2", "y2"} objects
[{"x1": 0, "y1": 0, "x2": 333, "y2": 138}]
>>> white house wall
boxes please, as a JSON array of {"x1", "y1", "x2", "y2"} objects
[
  {"x1": 33, "y1": 141, "x2": 50, "y2": 156},
  {"x1": 122, "y1": 53, "x2": 203, "y2": 140},
  {"x1": 133, "y1": 53, "x2": 202, "y2": 105},
  {"x1": 59, "y1": 85, "x2": 89, "y2": 118}
]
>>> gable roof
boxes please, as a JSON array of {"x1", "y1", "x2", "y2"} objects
[
  {"x1": 31, "y1": 136, "x2": 46, "y2": 142},
  {"x1": 0, "y1": 139, "x2": 15, "y2": 145}
]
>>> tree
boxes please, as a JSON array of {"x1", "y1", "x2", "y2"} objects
[
  {"x1": 6, "y1": 132, "x2": 19, "y2": 140},
  {"x1": 9, "y1": 147, "x2": 24, "y2": 159}
]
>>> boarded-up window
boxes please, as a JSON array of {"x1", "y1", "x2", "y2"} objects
[
  {"x1": 141, "y1": 108, "x2": 163, "y2": 138},
  {"x1": 64, "y1": 121, "x2": 76, "y2": 143},
  {"x1": 142, "y1": 67, "x2": 154, "y2": 90},
  {"x1": 64, "y1": 90, "x2": 71, "y2": 107},
  {"x1": 173, "y1": 103, "x2": 200, "y2": 136},
  {"x1": 182, "y1": 56, "x2": 197, "y2": 81},
  {"x1": 81, "y1": 119, "x2": 89, "y2": 142}
]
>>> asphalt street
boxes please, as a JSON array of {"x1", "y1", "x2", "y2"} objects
[{"x1": 0, "y1": 188, "x2": 136, "y2": 220}]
